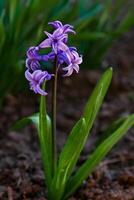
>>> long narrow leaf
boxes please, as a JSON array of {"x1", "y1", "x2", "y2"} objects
[
  {"x1": 49, "y1": 118, "x2": 86, "y2": 200},
  {"x1": 64, "y1": 114, "x2": 134, "y2": 199},
  {"x1": 74, "y1": 3, "x2": 103, "y2": 31},
  {"x1": 12, "y1": 113, "x2": 40, "y2": 131},
  {"x1": 116, "y1": 11, "x2": 134, "y2": 34},
  {"x1": 83, "y1": 68, "x2": 112, "y2": 131},
  {"x1": 76, "y1": 32, "x2": 106, "y2": 40},
  {"x1": 9, "y1": 0, "x2": 17, "y2": 24},
  {"x1": 11, "y1": 113, "x2": 51, "y2": 133},
  {"x1": 39, "y1": 86, "x2": 52, "y2": 189},
  {"x1": 0, "y1": 16, "x2": 5, "y2": 50}
]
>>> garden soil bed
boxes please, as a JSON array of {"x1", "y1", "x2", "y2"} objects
[{"x1": 0, "y1": 32, "x2": 134, "y2": 199}]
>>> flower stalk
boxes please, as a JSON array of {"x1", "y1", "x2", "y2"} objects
[{"x1": 51, "y1": 56, "x2": 58, "y2": 175}]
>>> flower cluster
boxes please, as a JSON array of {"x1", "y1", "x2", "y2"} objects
[{"x1": 25, "y1": 21, "x2": 82, "y2": 95}]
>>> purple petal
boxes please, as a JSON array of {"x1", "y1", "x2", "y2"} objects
[
  {"x1": 58, "y1": 41, "x2": 68, "y2": 51},
  {"x1": 52, "y1": 42, "x2": 58, "y2": 54},
  {"x1": 75, "y1": 56, "x2": 82, "y2": 65},
  {"x1": 47, "y1": 51, "x2": 55, "y2": 60},
  {"x1": 48, "y1": 21, "x2": 62, "y2": 28},
  {"x1": 39, "y1": 72, "x2": 51, "y2": 84},
  {"x1": 52, "y1": 28, "x2": 70, "y2": 40},
  {"x1": 44, "y1": 72, "x2": 52, "y2": 81},
  {"x1": 31, "y1": 60, "x2": 40, "y2": 71},
  {"x1": 58, "y1": 33, "x2": 68, "y2": 41},
  {"x1": 73, "y1": 64, "x2": 79, "y2": 73},
  {"x1": 26, "y1": 46, "x2": 35, "y2": 58},
  {"x1": 53, "y1": 28, "x2": 64, "y2": 38},
  {"x1": 71, "y1": 50, "x2": 79, "y2": 58},
  {"x1": 63, "y1": 67, "x2": 73, "y2": 76},
  {"x1": 62, "y1": 64, "x2": 72, "y2": 71},
  {"x1": 36, "y1": 84, "x2": 48, "y2": 96},
  {"x1": 63, "y1": 25, "x2": 76, "y2": 34},
  {"x1": 33, "y1": 70, "x2": 44, "y2": 81},
  {"x1": 44, "y1": 31, "x2": 53, "y2": 39},
  {"x1": 26, "y1": 58, "x2": 31, "y2": 69},
  {"x1": 69, "y1": 47, "x2": 77, "y2": 51},
  {"x1": 58, "y1": 52, "x2": 69, "y2": 64},
  {"x1": 26, "y1": 46, "x2": 39, "y2": 59},
  {"x1": 39, "y1": 38, "x2": 52, "y2": 48},
  {"x1": 25, "y1": 70, "x2": 33, "y2": 81},
  {"x1": 40, "y1": 55, "x2": 49, "y2": 61}
]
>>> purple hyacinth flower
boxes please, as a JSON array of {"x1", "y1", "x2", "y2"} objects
[
  {"x1": 63, "y1": 48, "x2": 82, "y2": 76},
  {"x1": 26, "y1": 46, "x2": 49, "y2": 71},
  {"x1": 39, "y1": 30, "x2": 69, "y2": 54},
  {"x1": 25, "y1": 70, "x2": 51, "y2": 95},
  {"x1": 25, "y1": 20, "x2": 82, "y2": 96},
  {"x1": 48, "y1": 20, "x2": 76, "y2": 35}
]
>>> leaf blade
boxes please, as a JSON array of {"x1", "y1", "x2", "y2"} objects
[
  {"x1": 12, "y1": 113, "x2": 39, "y2": 131},
  {"x1": 83, "y1": 68, "x2": 112, "y2": 131},
  {"x1": 49, "y1": 118, "x2": 86, "y2": 200},
  {"x1": 39, "y1": 86, "x2": 52, "y2": 189},
  {"x1": 64, "y1": 114, "x2": 134, "y2": 199}
]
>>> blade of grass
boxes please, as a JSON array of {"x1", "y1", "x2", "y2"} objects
[
  {"x1": 116, "y1": 11, "x2": 134, "y2": 34},
  {"x1": 9, "y1": 0, "x2": 17, "y2": 24},
  {"x1": 76, "y1": 32, "x2": 106, "y2": 40},
  {"x1": 74, "y1": 3, "x2": 103, "y2": 31},
  {"x1": 0, "y1": 16, "x2": 5, "y2": 50}
]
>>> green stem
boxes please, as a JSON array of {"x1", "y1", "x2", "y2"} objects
[{"x1": 52, "y1": 56, "x2": 58, "y2": 175}]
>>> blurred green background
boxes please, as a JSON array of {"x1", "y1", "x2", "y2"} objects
[{"x1": 0, "y1": 0, "x2": 134, "y2": 104}]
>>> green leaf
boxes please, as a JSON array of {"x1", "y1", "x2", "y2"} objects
[
  {"x1": 50, "y1": 1, "x2": 71, "y2": 20},
  {"x1": 97, "y1": 0, "x2": 111, "y2": 30},
  {"x1": 112, "y1": 0, "x2": 126, "y2": 21},
  {"x1": 0, "y1": 0, "x2": 5, "y2": 15},
  {"x1": 12, "y1": 113, "x2": 39, "y2": 131},
  {"x1": 74, "y1": 3, "x2": 103, "y2": 31},
  {"x1": 39, "y1": 85, "x2": 52, "y2": 190},
  {"x1": 83, "y1": 68, "x2": 112, "y2": 131},
  {"x1": 12, "y1": 112, "x2": 51, "y2": 133},
  {"x1": 49, "y1": 118, "x2": 86, "y2": 200},
  {"x1": 9, "y1": 0, "x2": 17, "y2": 24},
  {"x1": 76, "y1": 32, "x2": 106, "y2": 40},
  {"x1": 64, "y1": 114, "x2": 134, "y2": 199},
  {"x1": 116, "y1": 11, "x2": 134, "y2": 34},
  {"x1": 0, "y1": 16, "x2": 5, "y2": 50}
]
